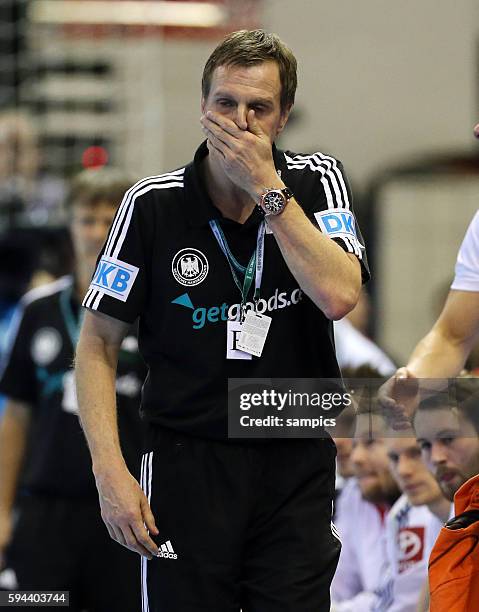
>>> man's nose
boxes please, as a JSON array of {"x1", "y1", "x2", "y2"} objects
[
  {"x1": 92, "y1": 221, "x2": 109, "y2": 243},
  {"x1": 234, "y1": 105, "x2": 248, "y2": 130},
  {"x1": 351, "y1": 442, "x2": 366, "y2": 468},
  {"x1": 397, "y1": 455, "x2": 413, "y2": 478},
  {"x1": 430, "y1": 441, "x2": 448, "y2": 466}
]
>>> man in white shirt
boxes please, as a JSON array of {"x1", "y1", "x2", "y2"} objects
[
  {"x1": 380, "y1": 126, "x2": 479, "y2": 423},
  {"x1": 378, "y1": 436, "x2": 451, "y2": 612},
  {"x1": 331, "y1": 412, "x2": 400, "y2": 611}
]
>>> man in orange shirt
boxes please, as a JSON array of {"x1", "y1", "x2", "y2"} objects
[{"x1": 413, "y1": 382, "x2": 479, "y2": 611}]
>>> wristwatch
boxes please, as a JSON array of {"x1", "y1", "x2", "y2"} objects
[{"x1": 258, "y1": 186, "x2": 294, "y2": 216}]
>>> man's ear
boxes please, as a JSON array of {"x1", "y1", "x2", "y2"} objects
[
  {"x1": 276, "y1": 104, "x2": 293, "y2": 136},
  {"x1": 201, "y1": 97, "x2": 206, "y2": 115}
]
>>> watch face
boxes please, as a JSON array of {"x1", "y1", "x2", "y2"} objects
[{"x1": 264, "y1": 190, "x2": 285, "y2": 214}]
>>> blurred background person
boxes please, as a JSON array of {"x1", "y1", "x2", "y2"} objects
[
  {"x1": 0, "y1": 231, "x2": 35, "y2": 417},
  {"x1": 413, "y1": 378, "x2": 479, "y2": 612},
  {"x1": 378, "y1": 434, "x2": 450, "y2": 611},
  {"x1": 331, "y1": 393, "x2": 401, "y2": 612},
  {"x1": 0, "y1": 167, "x2": 146, "y2": 611},
  {"x1": 0, "y1": 226, "x2": 73, "y2": 418},
  {"x1": 414, "y1": 380, "x2": 479, "y2": 504},
  {"x1": 0, "y1": 108, "x2": 75, "y2": 417},
  {"x1": 334, "y1": 367, "x2": 391, "y2": 504},
  {"x1": 0, "y1": 110, "x2": 65, "y2": 228}
]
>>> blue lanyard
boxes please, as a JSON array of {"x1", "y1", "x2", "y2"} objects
[
  {"x1": 59, "y1": 283, "x2": 84, "y2": 347},
  {"x1": 209, "y1": 220, "x2": 266, "y2": 308}
]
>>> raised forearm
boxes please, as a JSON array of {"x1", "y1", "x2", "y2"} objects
[
  {"x1": 407, "y1": 290, "x2": 479, "y2": 378},
  {"x1": 200, "y1": 110, "x2": 361, "y2": 319},
  {"x1": 266, "y1": 200, "x2": 361, "y2": 319},
  {"x1": 407, "y1": 327, "x2": 472, "y2": 379}
]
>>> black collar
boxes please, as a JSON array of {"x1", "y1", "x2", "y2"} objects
[{"x1": 183, "y1": 140, "x2": 286, "y2": 229}]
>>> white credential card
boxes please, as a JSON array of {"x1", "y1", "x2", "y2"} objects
[{"x1": 237, "y1": 311, "x2": 272, "y2": 357}]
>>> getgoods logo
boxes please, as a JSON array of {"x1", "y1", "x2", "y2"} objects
[
  {"x1": 171, "y1": 287, "x2": 303, "y2": 330},
  {"x1": 172, "y1": 248, "x2": 209, "y2": 287}
]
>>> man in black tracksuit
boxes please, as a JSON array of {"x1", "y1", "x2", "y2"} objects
[
  {"x1": 0, "y1": 168, "x2": 146, "y2": 611},
  {"x1": 76, "y1": 29, "x2": 369, "y2": 612}
]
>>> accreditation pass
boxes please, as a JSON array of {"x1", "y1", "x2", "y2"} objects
[{"x1": 237, "y1": 310, "x2": 272, "y2": 357}]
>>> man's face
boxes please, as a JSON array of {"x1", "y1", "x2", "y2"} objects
[
  {"x1": 385, "y1": 437, "x2": 444, "y2": 506},
  {"x1": 201, "y1": 61, "x2": 290, "y2": 143},
  {"x1": 70, "y1": 201, "x2": 117, "y2": 270},
  {"x1": 351, "y1": 415, "x2": 400, "y2": 504},
  {"x1": 415, "y1": 408, "x2": 479, "y2": 501}
]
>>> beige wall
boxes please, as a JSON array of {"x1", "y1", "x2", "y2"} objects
[
  {"x1": 161, "y1": 39, "x2": 213, "y2": 171},
  {"x1": 261, "y1": 0, "x2": 478, "y2": 186},
  {"x1": 31, "y1": 2, "x2": 479, "y2": 186},
  {"x1": 375, "y1": 177, "x2": 479, "y2": 361},
  {"x1": 155, "y1": 1, "x2": 478, "y2": 186}
]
